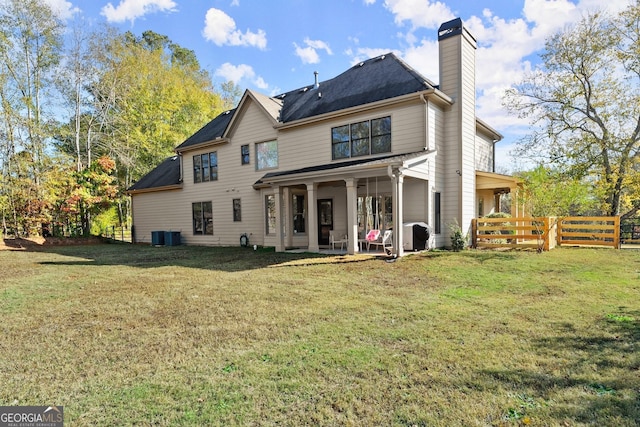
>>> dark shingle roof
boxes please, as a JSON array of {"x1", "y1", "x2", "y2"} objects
[
  {"x1": 277, "y1": 53, "x2": 435, "y2": 123},
  {"x1": 128, "y1": 156, "x2": 181, "y2": 192},
  {"x1": 175, "y1": 109, "x2": 235, "y2": 151},
  {"x1": 254, "y1": 151, "x2": 428, "y2": 187}
]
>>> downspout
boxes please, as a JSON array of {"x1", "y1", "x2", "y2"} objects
[{"x1": 178, "y1": 153, "x2": 184, "y2": 183}]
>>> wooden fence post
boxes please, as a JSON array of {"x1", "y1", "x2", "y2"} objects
[{"x1": 471, "y1": 219, "x2": 477, "y2": 248}]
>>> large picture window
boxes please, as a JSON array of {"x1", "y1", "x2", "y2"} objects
[
  {"x1": 332, "y1": 116, "x2": 391, "y2": 160},
  {"x1": 193, "y1": 201, "x2": 213, "y2": 235},
  {"x1": 193, "y1": 152, "x2": 218, "y2": 183},
  {"x1": 256, "y1": 140, "x2": 278, "y2": 170}
]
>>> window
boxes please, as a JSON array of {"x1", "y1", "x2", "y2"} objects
[
  {"x1": 233, "y1": 198, "x2": 242, "y2": 222},
  {"x1": 292, "y1": 194, "x2": 306, "y2": 233},
  {"x1": 265, "y1": 195, "x2": 276, "y2": 235},
  {"x1": 193, "y1": 152, "x2": 218, "y2": 183},
  {"x1": 332, "y1": 116, "x2": 391, "y2": 160},
  {"x1": 193, "y1": 201, "x2": 213, "y2": 235},
  {"x1": 434, "y1": 192, "x2": 441, "y2": 234},
  {"x1": 256, "y1": 140, "x2": 278, "y2": 170},
  {"x1": 241, "y1": 144, "x2": 250, "y2": 165},
  {"x1": 331, "y1": 125, "x2": 350, "y2": 159}
]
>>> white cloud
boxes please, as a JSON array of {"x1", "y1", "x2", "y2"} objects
[
  {"x1": 215, "y1": 63, "x2": 269, "y2": 90},
  {"x1": 383, "y1": 0, "x2": 455, "y2": 29},
  {"x1": 202, "y1": 8, "x2": 267, "y2": 49},
  {"x1": 101, "y1": 0, "x2": 177, "y2": 24},
  {"x1": 364, "y1": 0, "x2": 376, "y2": 4},
  {"x1": 375, "y1": 0, "x2": 635, "y2": 169},
  {"x1": 43, "y1": 0, "x2": 80, "y2": 20},
  {"x1": 294, "y1": 38, "x2": 333, "y2": 64}
]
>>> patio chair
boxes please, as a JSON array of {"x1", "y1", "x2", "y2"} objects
[
  {"x1": 330, "y1": 230, "x2": 348, "y2": 250},
  {"x1": 367, "y1": 229, "x2": 392, "y2": 254}
]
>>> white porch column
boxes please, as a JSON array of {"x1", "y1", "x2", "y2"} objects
[
  {"x1": 306, "y1": 182, "x2": 319, "y2": 252},
  {"x1": 345, "y1": 178, "x2": 358, "y2": 255},
  {"x1": 274, "y1": 186, "x2": 284, "y2": 252},
  {"x1": 283, "y1": 187, "x2": 292, "y2": 248},
  {"x1": 395, "y1": 172, "x2": 405, "y2": 257}
]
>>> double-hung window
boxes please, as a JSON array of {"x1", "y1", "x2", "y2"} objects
[
  {"x1": 332, "y1": 116, "x2": 391, "y2": 160},
  {"x1": 193, "y1": 152, "x2": 218, "y2": 183}
]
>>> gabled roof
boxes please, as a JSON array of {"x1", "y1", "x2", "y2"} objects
[
  {"x1": 175, "y1": 109, "x2": 235, "y2": 152},
  {"x1": 127, "y1": 156, "x2": 181, "y2": 193},
  {"x1": 276, "y1": 53, "x2": 436, "y2": 123}
]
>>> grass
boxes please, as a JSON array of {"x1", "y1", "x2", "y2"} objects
[{"x1": 0, "y1": 243, "x2": 639, "y2": 426}]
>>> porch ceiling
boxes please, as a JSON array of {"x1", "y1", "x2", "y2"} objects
[{"x1": 476, "y1": 170, "x2": 521, "y2": 192}]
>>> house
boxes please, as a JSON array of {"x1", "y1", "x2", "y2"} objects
[{"x1": 127, "y1": 18, "x2": 520, "y2": 256}]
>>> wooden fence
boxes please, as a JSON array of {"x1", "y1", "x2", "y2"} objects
[
  {"x1": 472, "y1": 217, "x2": 555, "y2": 251},
  {"x1": 557, "y1": 216, "x2": 619, "y2": 248},
  {"x1": 102, "y1": 226, "x2": 132, "y2": 243},
  {"x1": 472, "y1": 216, "x2": 620, "y2": 251}
]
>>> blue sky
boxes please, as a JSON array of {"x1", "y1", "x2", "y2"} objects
[{"x1": 47, "y1": 0, "x2": 633, "y2": 171}]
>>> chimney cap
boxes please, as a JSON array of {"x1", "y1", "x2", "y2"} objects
[{"x1": 438, "y1": 18, "x2": 463, "y2": 41}]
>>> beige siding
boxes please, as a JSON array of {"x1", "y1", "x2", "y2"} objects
[
  {"x1": 277, "y1": 101, "x2": 427, "y2": 172},
  {"x1": 475, "y1": 132, "x2": 494, "y2": 172},
  {"x1": 132, "y1": 190, "x2": 186, "y2": 244},
  {"x1": 438, "y1": 28, "x2": 477, "y2": 245},
  {"x1": 403, "y1": 178, "x2": 428, "y2": 222}
]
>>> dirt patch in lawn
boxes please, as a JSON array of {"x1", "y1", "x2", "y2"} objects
[{"x1": 0, "y1": 236, "x2": 104, "y2": 250}]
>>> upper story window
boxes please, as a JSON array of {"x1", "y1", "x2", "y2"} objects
[
  {"x1": 241, "y1": 144, "x2": 250, "y2": 165},
  {"x1": 331, "y1": 116, "x2": 391, "y2": 160},
  {"x1": 193, "y1": 152, "x2": 218, "y2": 183},
  {"x1": 256, "y1": 140, "x2": 278, "y2": 170}
]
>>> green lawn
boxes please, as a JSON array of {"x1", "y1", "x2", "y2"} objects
[{"x1": 1, "y1": 244, "x2": 638, "y2": 426}]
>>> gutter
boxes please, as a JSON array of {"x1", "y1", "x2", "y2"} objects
[{"x1": 275, "y1": 89, "x2": 453, "y2": 130}]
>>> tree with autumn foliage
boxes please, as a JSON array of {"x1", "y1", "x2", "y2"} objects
[{"x1": 54, "y1": 156, "x2": 118, "y2": 236}]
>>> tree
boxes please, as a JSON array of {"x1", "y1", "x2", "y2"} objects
[
  {"x1": 59, "y1": 29, "x2": 226, "y2": 229},
  {"x1": 0, "y1": 0, "x2": 63, "y2": 236},
  {"x1": 517, "y1": 165, "x2": 595, "y2": 218},
  {"x1": 505, "y1": 3, "x2": 640, "y2": 219}
]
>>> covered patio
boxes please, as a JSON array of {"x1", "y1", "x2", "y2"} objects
[{"x1": 255, "y1": 151, "x2": 436, "y2": 257}]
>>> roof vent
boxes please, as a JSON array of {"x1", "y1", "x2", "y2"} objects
[
  {"x1": 223, "y1": 110, "x2": 231, "y2": 115},
  {"x1": 377, "y1": 55, "x2": 386, "y2": 60},
  {"x1": 313, "y1": 71, "x2": 320, "y2": 90},
  {"x1": 359, "y1": 62, "x2": 364, "y2": 67},
  {"x1": 300, "y1": 87, "x2": 309, "y2": 93}
]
